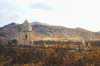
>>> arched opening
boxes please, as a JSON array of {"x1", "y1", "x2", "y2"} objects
[
  {"x1": 29, "y1": 41, "x2": 32, "y2": 44},
  {"x1": 25, "y1": 34, "x2": 27, "y2": 39}
]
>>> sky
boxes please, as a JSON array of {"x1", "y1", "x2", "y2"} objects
[{"x1": 0, "y1": 0, "x2": 100, "y2": 32}]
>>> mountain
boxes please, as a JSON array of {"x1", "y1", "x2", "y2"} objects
[
  {"x1": 31, "y1": 22, "x2": 51, "y2": 26},
  {"x1": 0, "y1": 22, "x2": 100, "y2": 41},
  {"x1": 97, "y1": 31, "x2": 100, "y2": 33}
]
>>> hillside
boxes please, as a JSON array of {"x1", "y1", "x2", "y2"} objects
[{"x1": 0, "y1": 22, "x2": 100, "y2": 41}]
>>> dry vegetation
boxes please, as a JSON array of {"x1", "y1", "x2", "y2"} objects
[{"x1": 0, "y1": 44, "x2": 100, "y2": 66}]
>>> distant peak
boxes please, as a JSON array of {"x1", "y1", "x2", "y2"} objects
[
  {"x1": 0, "y1": 22, "x2": 18, "y2": 28},
  {"x1": 31, "y1": 22, "x2": 51, "y2": 26},
  {"x1": 8, "y1": 22, "x2": 17, "y2": 25},
  {"x1": 97, "y1": 31, "x2": 100, "y2": 33},
  {"x1": 76, "y1": 27, "x2": 84, "y2": 30},
  {"x1": 75, "y1": 27, "x2": 91, "y2": 32}
]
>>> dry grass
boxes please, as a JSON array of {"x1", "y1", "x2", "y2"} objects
[{"x1": 0, "y1": 44, "x2": 100, "y2": 66}]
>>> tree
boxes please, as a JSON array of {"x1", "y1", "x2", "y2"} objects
[{"x1": 11, "y1": 39, "x2": 18, "y2": 44}]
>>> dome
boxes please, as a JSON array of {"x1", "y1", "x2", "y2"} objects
[{"x1": 19, "y1": 20, "x2": 32, "y2": 31}]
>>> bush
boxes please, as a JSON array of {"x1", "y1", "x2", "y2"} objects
[{"x1": 11, "y1": 39, "x2": 18, "y2": 44}]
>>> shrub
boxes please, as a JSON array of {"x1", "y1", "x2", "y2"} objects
[{"x1": 11, "y1": 39, "x2": 18, "y2": 44}]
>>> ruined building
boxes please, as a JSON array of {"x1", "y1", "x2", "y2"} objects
[{"x1": 17, "y1": 20, "x2": 34, "y2": 45}]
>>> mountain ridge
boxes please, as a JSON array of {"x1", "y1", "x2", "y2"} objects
[{"x1": 0, "y1": 22, "x2": 100, "y2": 41}]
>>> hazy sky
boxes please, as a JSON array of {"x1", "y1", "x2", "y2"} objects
[{"x1": 0, "y1": 0, "x2": 100, "y2": 32}]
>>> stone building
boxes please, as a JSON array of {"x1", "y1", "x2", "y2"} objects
[{"x1": 17, "y1": 20, "x2": 34, "y2": 45}]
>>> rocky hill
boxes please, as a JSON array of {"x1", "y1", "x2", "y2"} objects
[{"x1": 0, "y1": 22, "x2": 100, "y2": 41}]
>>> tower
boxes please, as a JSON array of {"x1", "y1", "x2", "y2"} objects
[{"x1": 18, "y1": 20, "x2": 34, "y2": 45}]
